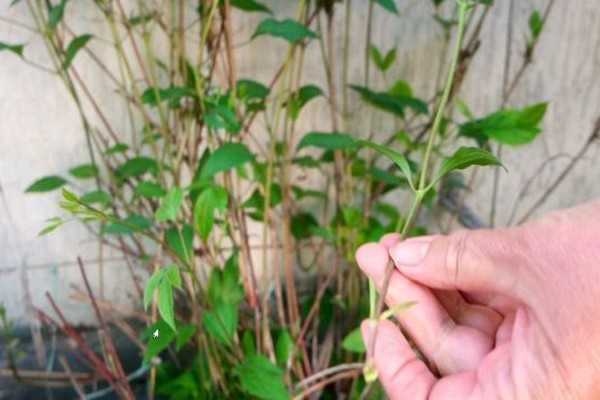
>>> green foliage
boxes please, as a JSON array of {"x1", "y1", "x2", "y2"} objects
[
  {"x1": 429, "y1": 146, "x2": 504, "y2": 189},
  {"x1": 358, "y1": 140, "x2": 415, "y2": 190},
  {"x1": 297, "y1": 132, "x2": 356, "y2": 151},
  {"x1": 64, "y1": 34, "x2": 92, "y2": 68},
  {"x1": 369, "y1": 45, "x2": 396, "y2": 72},
  {"x1": 25, "y1": 176, "x2": 68, "y2": 193},
  {"x1": 193, "y1": 185, "x2": 228, "y2": 240},
  {"x1": 199, "y1": 143, "x2": 255, "y2": 179},
  {"x1": 350, "y1": 85, "x2": 428, "y2": 117},
  {"x1": 47, "y1": 0, "x2": 67, "y2": 31},
  {"x1": 0, "y1": 41, "x2": 25, "y2": 57},
  {"x1": 253, "y1": 18, "x2": 318, "y2": 43},
  {"x1": 68, "y1": 163, "x2": 98, "y2": 179},
  {"x1": 236, "y1": 355, "x2": 289, "y2": 400},
  {"x1": 230, "y1": 0, "x2": 271, "y2": 13},
  {"x1": 144, "y1": 265, "x2": 181, "y2": 332},
  {"x1": 529, "y1": 10, "x2": 543, "y2": 40},
  {"x1": 374, "y1": 0, "x2": 399, "y2": 15},
  {"x1": 155, "y1": 188, "x2": 184, "y2": 222},
  {"x1": 115, "y1": 157, "x2": 158, "y2": 179},
  {"x1": 460, "y1": 103, "x2": 548, "y2": 145},
  {"x1": 342, "y1": 327, "x2": 366, "y2": 353},
  {"x1": 19, "y1": 0, "x2": 548, "y2": 397}
]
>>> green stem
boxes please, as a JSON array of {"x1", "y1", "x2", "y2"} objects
[
  {"x1": 365, "y1": 0, "x2": 471, "y2": 383},
  {"x1": 418, "y1": 0, "x2": 470, "y2": 191}
]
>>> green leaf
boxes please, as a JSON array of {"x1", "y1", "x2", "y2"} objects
[
  {"x1": 389, "y1": 80, "x2": 412, "y2": 97},
  {"x1": 64, "y1": 34, "x2": 92, "y2": 68},
  {"x1": 222, "y1": 251, "x2": 244, "y2": 305},
  {"x1": 204, "y1": 101, "x2": 240, "y2": 133},
  {"x1": 127, "y1": 13, "x2": 154, "y2": 26},
  {"x1": 193, "y1": 186, "x2": 228, "y2": 240},
  {"x1": 158, "y1": 281, "x2": 176, "y2": 332},
  {"x1": 350, "y1": 85, "x2": 427, "y2": 117},
  {"x1": 101, "y1": 214, "x2": 151, "y2": 235},
  {"x1": 370, "y1": 45, "x2": 395, "y2": 71},
  {"x1": 199, "y1": 143, "x2": 255, "y2": 179},
  {"x1": 0, "y1": 41, "x2": 25, "y2": 57},
  {"x1": 460, "y1": 103, "x2": 548, "y2": 146},
  {"x1": 142, "y1": 319, "x2": 176, "y2": 365},
  {"x1": 175, "y1": 323, "x2": 197, "y2": 351},
  {"x1": 25, "y1": 176, "x2": 67, "y2": 193},
  {"x1": 38, "y1": 217, "x2": 64, "y2": 236},
  {"x1": 165, "y1": 264, "x2": 182, "y2": 289},
  {"x1": 358, "y1": 140, "x2": 414, "y2": 190},
  {"x1": 144, "y1": 269, "x2": 167, "y2": 310},
  {"x1": 295, "y1": 85, "x2": 323, "y2": 108},
  {"x1": 237, "y1": 79, "x2": 270, "y2": 100},
  {"x1": 230, "y1": 0, "x2": 271, "y2": 13},
  {"x1": 529, "y1": 10, "x2": 542, "y2": 39},
  {"x1": 275, "y1": 330, "x2": 294, "y2": 366},
  {"x1": 237, "y1": 355, "x2": 289, "y2": 400},
  {"x1": 68, "y1": 163, "x2": 98, "y2": 179},
  {"x1": 430, "y1": 146, "x2": 504, "y2": 189},
  {"x1": 134, "y1": 181, "x2": 166, "y2": 198},
  {"x1": 374, "y1": 0, "x2": 399, "y2": 15},
  {"x1": 202, "y1": 303, "x2": 237, "y2": 346},
  {"x1": 115, "y1": 157, "x2": 158, "y2": 179},
  {"x1": 141, "y1": 86, "x2": 195, "y2": 107},
  {"x1": 79, "y1": 190, "x2": 110, "y2": 204},
  {"x1": 155, "y1": 188, "x2": 184, "y2": 222},
  {"x1": 48, "y1": 0, "x2": 67, "y2": 31},
  {"x1": 253, "y1": 18, "x2": 318, "y2": 43},
  {"x1": 297, "y1": 132, "x2": 356, "y2": 151},
  {"x1": 166, "y1": 225, "x2": 194, "y2": 263},
  {"x1": 105, "y1": 143, "x2": 129, "y2": 155},
  {"x1": 342, "y1": 327, "x2": 366, "y2": 353}
]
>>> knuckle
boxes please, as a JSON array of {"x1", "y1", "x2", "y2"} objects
[{"x1": 445, "y1": 230, "x2": 473, "y2": 288}]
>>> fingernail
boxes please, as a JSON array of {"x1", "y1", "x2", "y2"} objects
[{"x1": 389, "y1": 238, "x2": 431, "y2": 267}]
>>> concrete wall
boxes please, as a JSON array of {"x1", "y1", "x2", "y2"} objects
[{"x1": 1, "y1": 0, "x2": 599, "y2": 325}]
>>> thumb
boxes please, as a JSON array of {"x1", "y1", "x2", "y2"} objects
[{"x1": 389, "y1": 229, "x2": 526, "y2": 296}]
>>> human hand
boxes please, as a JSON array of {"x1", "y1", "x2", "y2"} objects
[{"x1": 356, "y1": 201, "x2": 600, "y2": 399}]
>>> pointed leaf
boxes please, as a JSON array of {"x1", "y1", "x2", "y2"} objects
[
  {"x1": 230, "y1": 0, "x2": 271, "y2": 13},
  {"x1": 155, "y1": 188, "x2": 184, "y2": 222},
  {"x1": 350, "y1": 85, "x2": 427, "y2": 117},
  {"x1": 193, "y1": 186, "x2": 228, "y2": 240},
  {"x1": 237, "y1": 355, "x2": 288, "y2": 400},
  {"x1": 68, "y1": 163, "x2": 98, "y2": 179},
  {"x1": 342, "y1": 327, "x2": 366, "y2": 353},
  {"x1": 358, "y1": 140, "x2": 414, "y2": 190},
  {"x1": 253, "y1": 18, "x2": 318, "y2": 43},
  {"x1": 134, "y1": 181, "x2": 166, "y2": 198},
  {"x1": 165, "y1": 264, "x2": 182, "y2": 289},
  {"x1": 199, "y1": 143, "x2": 254, "y2": 179},
  {"x1": 64, "y1": 34, "x2": 92, "y2": 68},
  {"x1": 430, "y1": 146, "x2": 504, "y2": 189},
  {"x1": 144, "y1": 269, "x2": 167, "y2": 310},
  {"x1": 166, "y1": 225, "x2": 194, "y2": 262},
  {"x1": 48, "y1": 0, "x2": 67, "y2": 31},
  {"x1": 115, "y1": 157, "x2": 158, "y2": 179},
  {"x1": 0, "y1": 41, "x2": 25, "y2": 57},
  {"x1": 158, "y1": 281, "x2": 176, "y2": 332},
  {"x1": 297, "y1": 132, "x2": 356, "y2": 151},
  {"x1": 38, "y1": 217, "x2": 64, "y2": 236},
  {"x1": 375, "y1": 0, "x2": 399, "y2": 15},
  {"x1": 25, "y1": 176, "x2": 67, "y2": 193}
]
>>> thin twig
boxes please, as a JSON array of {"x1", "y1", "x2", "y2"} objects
[
  {"x1": 59, "y1": 356, "x2": 87, "y2": 399},
  {"x1": 516, "y1": 118, "x2": 599, "y2": 224}
]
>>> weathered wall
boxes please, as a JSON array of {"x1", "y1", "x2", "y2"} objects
[{"x1": 1, "y1": 0, "x2": 599, "y2": 325}]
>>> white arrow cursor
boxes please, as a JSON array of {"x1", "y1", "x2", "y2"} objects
[{"x1": 153, "y1": 329, "x2": 159, "y2": 339}]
